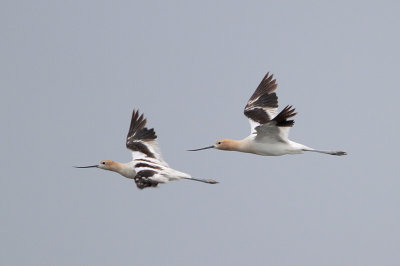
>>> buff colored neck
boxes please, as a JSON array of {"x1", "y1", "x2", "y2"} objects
[{"x1": 104, "y1": 161, "x2": 135, "y2": 178}]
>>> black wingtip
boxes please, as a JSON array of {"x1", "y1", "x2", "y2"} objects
[
  {"x1": 126, "y1": 109, "x2": 157, "y2": 144},
  {"x1": 273, "y1": 105, "x2": 297, "y2": 127}
]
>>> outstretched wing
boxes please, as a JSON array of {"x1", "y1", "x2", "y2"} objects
[
  {"x1": 244, "y1": 72, "x2": 279, "y2": 132},
  {"x1": 126, "y1": 110, "x2": 169, "y2": 167},
  {"x1": 244, "y1": 72, "x2": 298, "y2": 140}
]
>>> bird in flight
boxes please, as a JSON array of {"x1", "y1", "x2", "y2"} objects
[
  {"x1": 189, "y1": 72, "x2": 347, "y2": 156},
  {"x1": 76, "y1": 110, "x2": 218, "y2": 189}
]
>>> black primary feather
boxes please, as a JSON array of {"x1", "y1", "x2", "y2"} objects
[
  {"x1": 272, "y1": 105, "x2": 297, "y2": 127},
  {"x1": 244, "y1": 73, "x2": 279, "y2": 124},
  {"x1": 126, "y1": 110, "x2": 157, "y2": 154}
]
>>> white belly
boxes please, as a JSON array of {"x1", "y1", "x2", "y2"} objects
[{"x1": 246, "y1": 141, "x2": 304, "y2": 156}]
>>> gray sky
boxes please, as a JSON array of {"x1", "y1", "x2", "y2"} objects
[{"x1": 1, "y1": 0, "x2": 399, "y2": 265}]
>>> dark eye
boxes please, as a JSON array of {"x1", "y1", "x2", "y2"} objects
[
  {"x1": 217, "y1": 142, "x2": 222, "y2": 145},
  {"x1": 102, "y1": 161, "x2": 106, "y2": 165}
]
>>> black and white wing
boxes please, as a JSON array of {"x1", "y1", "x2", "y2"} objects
[
  {"x1": 126, "y1": 110, "x2": 172, "y2": 189},
  {"x1": 127, "y1": 110, "x2": 219, "y2": 189},
  {"x1": 244, "y1": 72, "x2": 297, "y2": 141},
  {"x1": 244, "y1": 72, "x2": 279, "y2": 132},
  {"x1": 126, "y1": 110, "x2": 169, "y2": 167}
]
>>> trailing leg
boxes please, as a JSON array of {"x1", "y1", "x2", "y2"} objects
[{"x1": 303, "y1": 149, "x2": 347, "y2": 156}]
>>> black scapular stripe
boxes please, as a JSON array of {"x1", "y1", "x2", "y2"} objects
[
  {"x1": 135, "y1": 163, "x2": 162, "y2": 170},
  {"x1": 127, "y1": 142, "x2": 155, "y2": 158}
]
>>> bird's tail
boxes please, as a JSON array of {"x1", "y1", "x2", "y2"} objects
[
  {"x1": 183, "y1": 177, "x2": 219, "y2": 184},
  {"x1": 302, "y1": 149, "x2": 347, "y2": 156}
]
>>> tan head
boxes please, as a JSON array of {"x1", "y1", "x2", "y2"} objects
[
  {"x1": 214, "y1": 139, "x2": 238, "y2": 151},
  {"x1": 74, "y1": 160, "x2": 119, "y2": 171},
  {"x1": 188, "y1": 138, "x2": 239, "y2": 152}
]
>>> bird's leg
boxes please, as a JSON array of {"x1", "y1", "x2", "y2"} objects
[
  {"x1": 183, "y1": 177, "x2": 219, "y2": 184},
  {"x1": 303, "y1": 149, "x2": 347, "y2": 156}
]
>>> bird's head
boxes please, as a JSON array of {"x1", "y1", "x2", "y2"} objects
[
  {"x1": 188, "y1": 139, "x2": 236, "y2": 152},
  {"x1": 74, "y1": 160, "x2": 117, "y2": 171},
  {"x1": 214, "y1": 139, "x2": 237, "y2": 151}
]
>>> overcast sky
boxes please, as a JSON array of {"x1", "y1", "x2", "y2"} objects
[{"x1": 1, "y1": 0, "x2": 400, "y2": 265}]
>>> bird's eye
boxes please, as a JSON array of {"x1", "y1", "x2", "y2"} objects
[
  {"x1": 102, "y1": 161, "x2": 106, "y2": 165},
  {"x1": 217, "y1": 142, "x2": 222, "y2": 145}
]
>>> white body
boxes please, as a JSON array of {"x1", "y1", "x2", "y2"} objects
[
  {"x1": 108, "y1": 158, "x2": 192, "y2": 183},
  {"x1": 238, "y1": 135, "x2": 309, "y2": 156}
]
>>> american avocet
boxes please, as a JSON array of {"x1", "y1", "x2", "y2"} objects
[
  {"x1": 189, "y1": 72, "x2": 347, "y2": 156},
  {"x1": 76, "y1": 110, "x2": 218, "y2": 189}
]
